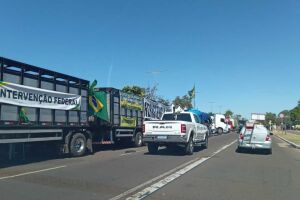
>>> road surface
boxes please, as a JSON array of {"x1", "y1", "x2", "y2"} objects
[{"x1": 1, "y1": 132, "x2": 299, "y2": 200}]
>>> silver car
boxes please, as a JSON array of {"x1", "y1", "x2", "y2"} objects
[{"x1": 237, "y1": 123, "x2": 272, "y2": 154}]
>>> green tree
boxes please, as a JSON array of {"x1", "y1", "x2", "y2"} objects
[
  {"x1": 122, "y1": 85, "x2": 145, "y2": 97},
  {"x1": 157, "y1": 97, "x2": 170, "y2": 105},
  {"x1": 173, "y1": 95, "x2": 192, "y2": 109},
  {"x1": 224, "y1": 110, "x2": 233, "y2": 117},
  {"x1": 290, "y1": 101, "x2": 300, "y2": 125},
  {"x1": 278, "y1": 110, "x2": 293, "y2": 128},
  {"x1": 264, "y1": 112, "x2": 276, "y2": 126},
  {"x1": 122, "y1": 85, "x2": 170, "y2": 105},
  {"x1": 144, "y1": 84, "x2": 158, "y2": 100}
]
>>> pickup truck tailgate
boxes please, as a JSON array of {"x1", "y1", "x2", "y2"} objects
[{"x1": 144, "y1": 121, "x2": 182, "y2": 135}]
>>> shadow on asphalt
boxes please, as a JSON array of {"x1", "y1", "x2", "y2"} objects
[
  {"x1": 235, "y1": 148, "x2": 272, "y2": 155},
  {"x1": 143, "y1": 146, "x2": 207, "y2": 156},
  {"x1": 0, "y1": 142, "x2": 139, "y2": 168}
]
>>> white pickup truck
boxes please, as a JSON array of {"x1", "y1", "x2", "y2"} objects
[{"x1": 143, "y1": 111, "x2": 209, "y2": 155}]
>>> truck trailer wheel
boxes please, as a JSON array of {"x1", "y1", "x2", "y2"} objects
[
  {"x1": 70, "y1": 133, "x2": 87, "y2": 157},
  {"x1": 147, "y1": 143, "x2": 158, "y2": 154},
  {"x1": 185, "y1": 136, "x2": 194, "y2": 155},
  {"x1": 134, "y1": 132, "x2": 143, "y2": 147},
  {"x1": 217, "y1": 128, "x2": 223, "y2": 135}
]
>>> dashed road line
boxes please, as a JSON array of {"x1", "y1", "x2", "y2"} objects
[{"x1": 0, "y1": 165, "x2": 67, "y2": 180}]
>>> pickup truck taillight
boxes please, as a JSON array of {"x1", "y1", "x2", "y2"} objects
[
  {"x1": 239, "y1": 134, "x2": 244, "y2": 140},
  {"x1": 265, "y1": 135, "x2": 271, "y2": 141},
  {"x1": 181, "y1": 124, "x2": 186, "y2": 134},
  {"x1": 142, "y1": 124, "x2": 145, "y2": 133}
]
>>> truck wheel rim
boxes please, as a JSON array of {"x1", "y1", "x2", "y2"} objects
[
  {"x1": 74, "y1": 138, "x2": 84, "y2": 153},
  {"x1": 137, "y1": 134, "x2": 142, "y2": 145}
]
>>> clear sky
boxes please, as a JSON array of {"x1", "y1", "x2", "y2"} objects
[{"x1": 1, "y1": 0, "x2": 299, "y2": 118}]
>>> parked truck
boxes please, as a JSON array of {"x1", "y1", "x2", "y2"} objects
[
  {"x1": 143, "y1": 111, "x2": 209, "y2": 155},
  {"x1": 88, "y1": 87, "x2": 145, "y2": 147},
  {"x1": 0, "y1": 57, "x2": 92, "y2": 158},
  {"x1": 0, "y1": 57, "x2": 171, "y2": 159},
  {"x1": 211, "y1": 114, "x2": 230, "y2": 134}
]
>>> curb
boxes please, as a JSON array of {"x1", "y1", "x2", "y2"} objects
[{"x1": 274, "y1": 134, "x2": 300, "y2": 149}]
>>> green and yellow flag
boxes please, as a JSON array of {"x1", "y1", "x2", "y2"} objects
[
  {"x1": 188, "y1": 85, "x2": 195, "y2": 99},
  {"x1": 89, "y1": 80, "x2": 104, "y2": 113},
  {"x1": 88, "y1": 80, "x2": 109, "y2": 122},
  {"x1": 19, "y1": 107, "x2": 29, "y2": 123}
]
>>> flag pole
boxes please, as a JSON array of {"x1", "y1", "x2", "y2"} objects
[{"x1": 194, "y1": 84, "x2": 196, "y2": 108}]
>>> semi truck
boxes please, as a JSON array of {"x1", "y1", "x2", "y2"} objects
[{"x1": 0, "y1": 57, "x2": 170, "y2": 159}]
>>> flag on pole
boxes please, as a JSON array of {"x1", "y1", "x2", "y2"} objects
[
  {"x1": 89, "y1": 80, "x2": 104, "y2": 113},
  {"x1": 188, "y1": 85, "x2": 195, "y2": 99}
]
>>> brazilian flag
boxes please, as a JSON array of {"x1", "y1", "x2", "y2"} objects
[
  {"x1": 89, "y1": 95, "x2": 103, "y2": 113},
  {"x1": 88, "y1": 80, "x2": 109, "y2": 122},
  {"x1": 19, "y1": 107, "x2": 29, "y2": 123}
]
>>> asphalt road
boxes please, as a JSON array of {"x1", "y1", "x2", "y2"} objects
[{"x1": 1, "y1": 132, "x2": 299, "y2": 200}]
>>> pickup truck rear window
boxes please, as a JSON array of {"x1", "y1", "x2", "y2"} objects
[{"x1": 162, "y1": 113, "x2": 192, "y2": 122}]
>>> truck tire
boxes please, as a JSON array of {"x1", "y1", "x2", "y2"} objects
[
  {"x1": 217, "y1": 128, "x2": 223, "y2": 135},
  {"x1": 70, "y1": 133, "x2": 87, "y2": 157},
  {"x1": 134, "y1": 132, "x2": 143, "y2": 147},
  {"x1": 147, "y1": 143, "x2": 158, "y2": 154},
  {"x1": 185, "y1": 136, "x2": 194, "y2": 155}
]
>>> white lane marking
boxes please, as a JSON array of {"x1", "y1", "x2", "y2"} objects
[
  {"x1": 0, "y1": 165, "x2": 67, "y2": 180},
  {"x1": 212, "y1": 140, "x2": 236, "y2": 156},
  {"x1": 110, "y1": 140, "x2": 236, "y2": 200},
  {"x1": 127, "y1": 157, "x2": 210, "y2": 200},
  {"x1": 109, "y1": 158, "x2": 199, "y2": 200}
]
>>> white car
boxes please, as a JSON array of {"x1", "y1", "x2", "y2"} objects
[{"x1": 237, "y1": 122, "x2": 272, "y2": 154}]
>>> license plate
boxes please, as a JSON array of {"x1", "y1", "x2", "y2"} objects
[
  {"x1": 251, "y1": 144, "x2": 256, "y2": 149},
  {"x1": 157, "y1": 136, "x2": 167, "y2": 139}
]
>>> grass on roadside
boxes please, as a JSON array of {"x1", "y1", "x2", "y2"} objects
[{"x1": 273, "y1": 130, "x2": 300, "y2": 146}]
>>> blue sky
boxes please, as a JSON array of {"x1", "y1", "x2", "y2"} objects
[{"x1": 1, "y1": 0, "x2": 299, "y2": 118}]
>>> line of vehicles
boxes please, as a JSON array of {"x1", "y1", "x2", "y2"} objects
[{"x1": 0, "y1": 57, "x2": 236, "y2": 159}]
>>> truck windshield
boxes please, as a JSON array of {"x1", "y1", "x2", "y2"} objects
[{"x1": 162, "y1": 113, "x2": 192, "y2": 122}]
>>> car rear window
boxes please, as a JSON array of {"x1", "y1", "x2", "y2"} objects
[
  {"x1": 253, "y1": 126, "x2": 268, "y2": 135},
  {"x1": 162, "y1": 113, "x2": 192, "y2": 122},
  {"x1": 242, "y1": 125, "x2": 268, "y2": 135}
]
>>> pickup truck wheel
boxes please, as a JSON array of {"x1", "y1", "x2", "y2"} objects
[
  {"x1": 203, "y1": 134, "x2": 208, "y2": 149},
  {"x1": 134, "y1": 132, "x2": 143, "y2": 147},
  {"x1": 185, "y1": 136, "x2": 194, "y2": 155},
  {"x1": 217, "y1": 128, "x2": 223, "y2": 135},
  {"x1": 148, "y1": 143, "x2": 158, "y2": 154},
  {"x1": 70, "y1": 133, "x2": 87, "y2": 157}
]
